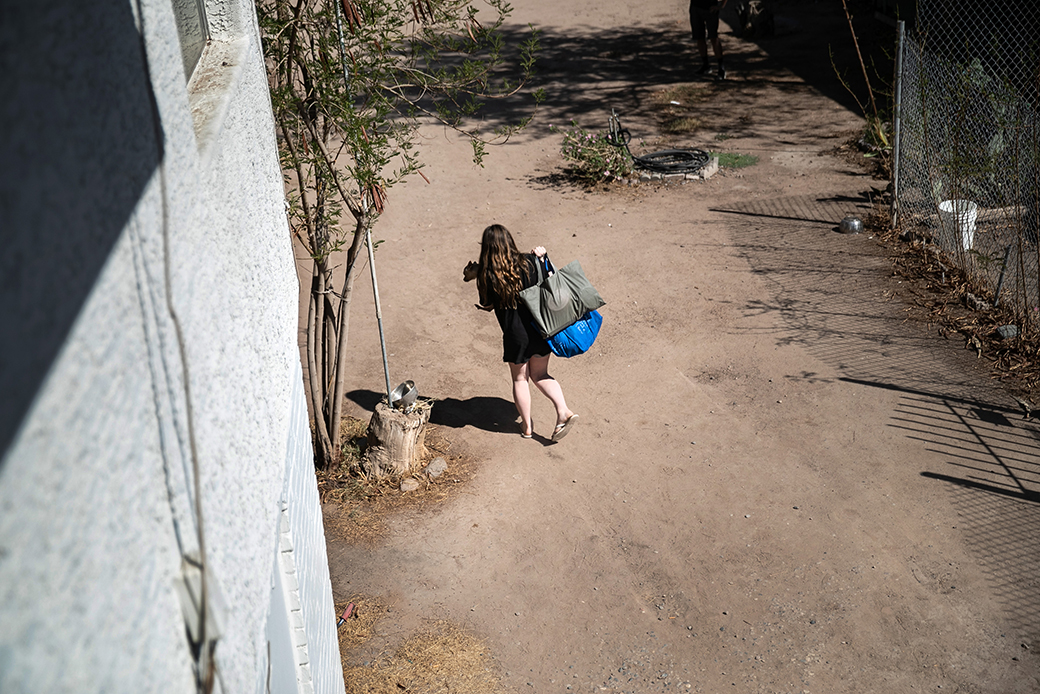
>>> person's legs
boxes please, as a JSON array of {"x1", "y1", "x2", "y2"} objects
[
  {"x1": 697, "y1": 38, "x2": 709, "y2": 66},
  {"x1": 706, "y1": 4, "x2": 725, "y2": 79},
  {"x1": 690, "y1": 2, "x2": 709, "y2": 68},
  {"x1": 712, "y1": 36, "x2": 726, "y2": 79},
  {"x1": 527, "y1": 354, "x2": 574, "y2": 428},
  {"x1": 509, "y1": 361, "x2": 533, "y2": 436}
]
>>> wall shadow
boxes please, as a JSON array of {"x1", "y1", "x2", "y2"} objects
[{"x1": 0, "y1": 1, "x2": 162, "y2": 462}]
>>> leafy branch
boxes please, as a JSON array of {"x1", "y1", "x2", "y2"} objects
[{"x1": 258, "y1": 0, "x2": 542, "y2": 467}]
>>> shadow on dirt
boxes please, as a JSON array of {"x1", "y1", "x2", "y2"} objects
[
  {"x1": 712, "y1": 0, "x2": 894, "y2": 114},
  {"x1": 715, "y1": 188, "x2": 1040, "y2": 646},
  {"x1": 711, "y1": 191, "x2": 878, "y2": 226},
  {"x1": 716, "y1": 190, "x2": 962, "y2": 394},
  {"x1": 479, "y1": 3, "x2": 889, "y2": 133},
  {"x1": 346, "y1": 389, "x2": 518, "y2": 434},
  {"x1": 844, "y1": 377, "x2": 1040, "y2": 644}
]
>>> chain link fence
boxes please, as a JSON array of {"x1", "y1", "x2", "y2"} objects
[{"x1": 894, "y1": 0, "x2": 1040, "y2": 336}]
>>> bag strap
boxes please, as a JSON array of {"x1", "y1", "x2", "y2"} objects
[
  {"x1": 531, "y1": 254, "x2": 546, "y2": 284},
  {"x1": 541, "y1": 254, "x2": 555, "y2": 277}
]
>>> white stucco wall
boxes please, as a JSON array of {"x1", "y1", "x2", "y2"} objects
[{"x1": 0, "y1": 1, "x2": 343, "y2": 692}]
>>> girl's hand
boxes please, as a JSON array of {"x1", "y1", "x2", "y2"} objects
[{"x1": 532, "y1": 246, "x2": 547, "y2": 258}]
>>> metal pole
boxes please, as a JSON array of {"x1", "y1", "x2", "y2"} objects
[
  {"x1": 335, "y1": 5, "x2": 391, "y2": 405},
  {"x1": 892, "y1": 20, "x2": 905, "y2": 229},
  {"x1": 366, "y1": 227, "x2": 393, "y2": 406}
]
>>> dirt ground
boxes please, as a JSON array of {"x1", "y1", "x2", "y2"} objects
[{"x1": 312, "y1": 1, "x2": 1040, "y2": 691}]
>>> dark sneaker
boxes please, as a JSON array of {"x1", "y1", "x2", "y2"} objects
[
  {"x1": 715, "y1": 64, "x2": 727, "y2": 81},
  {"x1": 697, "y1": 62, "x2": 710, "y2": 75}
]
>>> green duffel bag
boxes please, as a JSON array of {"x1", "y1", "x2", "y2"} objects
[{"x1": 519, "y1": 255, "x2": 606, "y2": 339}]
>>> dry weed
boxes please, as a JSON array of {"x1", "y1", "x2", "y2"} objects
[
  {"x1": 337, "y1": 606, "x2": 507, "y2": 694},
  {"x1": 649, "y1": 83, "x2": 714, "y2": 137},
  {"x1": 335, "y1": 595, "x2": 390, "y2": 655},
  {"x1": 317, "y1": 417, "x2": 479, "y2": 544},
  {"x1": 867, "y1": 211, "x2": 1040, "y2": 395}
]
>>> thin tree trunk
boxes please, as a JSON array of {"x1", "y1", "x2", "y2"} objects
[
  {"x1": 312, "y1": 264, "x2": 324, "y2": 391},
  {"x1": 324, "y1": 289, "x2": 337, "y2": 398},
  {"x1": 314, "y1": 263, "x2": 326, "y2": 399},
  {"x1": 328, "y1": 211, "x2": 370, "y2": 453},
  {"x1": 314, "y1": 259, "x2": 330, "y2": 422},
  {"x1": 307, "y1": 269, "x2": 333, "y2": 467},
  {"x1": 840, "y1": 0, "x2": 878, "y2": 121},
  {"x1": 278, "y1": 118, "x2": 334, "y2": 466}
]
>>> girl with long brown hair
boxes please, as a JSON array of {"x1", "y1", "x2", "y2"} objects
[{"x1": 476, "y1": 224, "x2": 578, "y2": 441}]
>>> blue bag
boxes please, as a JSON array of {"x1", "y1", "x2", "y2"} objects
[{"x1": 546, "y1": 310, "x2": 603, "y2": 358}]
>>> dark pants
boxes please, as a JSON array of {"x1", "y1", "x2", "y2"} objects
[{"x1": 690, "y1": 0, "x2": 721, "y2": 41}]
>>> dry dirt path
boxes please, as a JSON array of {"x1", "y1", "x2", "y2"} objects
[{"x1": 317, "y1": 1, "x2": 1040, "y2": 691}]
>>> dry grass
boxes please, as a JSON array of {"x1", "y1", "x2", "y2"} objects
[
  {"x1": 321, "y1": 417, "x2": 503, "y2": 692},
  {"x1": 335, "y1": 595, "x2": 392, "y2": 655},
  {"x1": 827, "y1": 132, "x2": 890, "y2": 180},
  {"x1": 649, "y1": 83, "x2": 715, "y2": 137},
  {"x1": 316, "y1": 417, "x2": 479, "y2": 544},
  {"x1": 866, "y1": 208, "x2": 1040, "y2": 396},
  {"x1": 661, "y1": 116, "x2": 702, "y2": 134},
  {"x1": 336, "y1": 597, "x2": 508, "y2": 694}
]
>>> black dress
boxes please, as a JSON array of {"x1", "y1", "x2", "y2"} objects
[{"x1": 487, "y1": 254, "x2": 551, "y2": 364}]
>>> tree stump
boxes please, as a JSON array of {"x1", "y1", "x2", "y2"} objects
[{"x1": 364, "y1": 399, "x2": 432, "y2": 478}]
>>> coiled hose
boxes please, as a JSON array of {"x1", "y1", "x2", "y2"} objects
[{"x1": 606, "y1": 111, "x2": 711, "y2": 175}]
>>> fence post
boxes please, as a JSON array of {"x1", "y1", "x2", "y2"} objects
[{"x1": 891, "y1": 19, "x2": 905, "y2": 229}]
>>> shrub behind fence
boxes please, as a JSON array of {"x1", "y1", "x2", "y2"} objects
[{"x1": 895, "y1": 0, "x2": 1040, "y2": 335}]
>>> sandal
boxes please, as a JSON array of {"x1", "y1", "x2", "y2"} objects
[
  {"x1": 518, "y1": 421, "x2": 533, "y2": 439},
  {"x1": 551, "y1": 414, "x2": 578, "y2": 442}
]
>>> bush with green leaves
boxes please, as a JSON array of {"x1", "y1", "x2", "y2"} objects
[{"x1": 550, "y1": 122, "x2": 633, "y2": 183}]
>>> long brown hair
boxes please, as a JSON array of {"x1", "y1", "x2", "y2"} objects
[{"x1": 478, "y1": 224, "x2": 524, "y2": 309}]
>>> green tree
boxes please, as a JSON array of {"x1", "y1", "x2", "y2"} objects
[{"x1": 257, "y1": 0, "x2": 541, "y2": 467}]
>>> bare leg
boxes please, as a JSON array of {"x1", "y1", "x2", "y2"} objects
[
  {"x1": 711, "y1": 35, "x2": 726, "y2": 79},
  {"x1": 509, "y1": 361, "x2": 533, "y2": 437},
  {"x1": 697, "y1": 37, "x2": 709, "y2": 64},
  {"x1": 527, "y1": 354, "x2": 574, "y2": 428},
  {"x1": 711, "y1": 36, "x2": 724, "y2": 62}
]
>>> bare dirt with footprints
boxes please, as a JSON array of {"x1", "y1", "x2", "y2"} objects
[{"x1": 307, "y1": 1, "x2": 1040, "y2": 692}]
